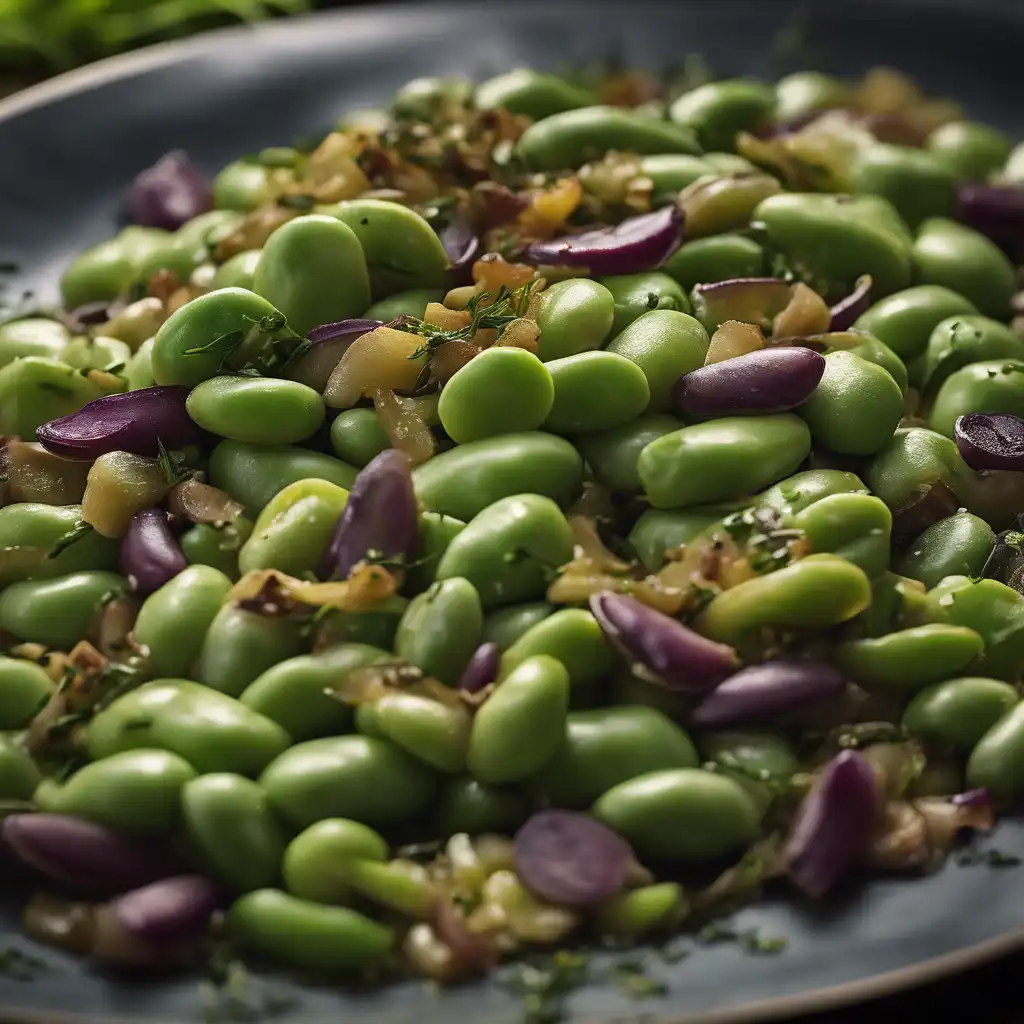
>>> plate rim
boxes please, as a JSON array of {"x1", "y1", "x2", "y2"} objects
[{"x1": 0, "y1": 2, "x2": 1021, "y2": 1020}]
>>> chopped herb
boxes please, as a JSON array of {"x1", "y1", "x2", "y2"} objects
[
  {"x1": 697, "y1": 921, "x2": 787, "y2": 955},
  {"x1": 498, "y1": 950, "x2": 589, "y2": 1024},
  {"x1": 604, "y1": 956, "x2": 667, "y2": 1000},
  {"x1": 657, "y1": 936, "x2": 692, "y2": 963},
  {"x1": 157, "y1": 438, "x2": 192, "y2": 486},
  {"x1": 45, "y1": 520, "x2": 93, "y2": 560},
  {"x1": 120, "y1": 715, "x2": 153, "y2": 732},
  {"x1": 183, "y1": 329, "x2": 245, "y2": 358},
  {"x1": 277, "y1": 193, "x2": 315, "y2": 210},
  {"x1": 956, "y1": 846, "x2": 1022, "y2": 868},
  {"x1": 0, "y1": 261, "x2": 19, "y2": 274}
]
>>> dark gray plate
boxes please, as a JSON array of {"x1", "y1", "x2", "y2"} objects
[{"x1": 0, "y1": 1, "x2": 1022, "y2": 1020}]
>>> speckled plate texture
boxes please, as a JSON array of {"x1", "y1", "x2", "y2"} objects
[{"x1": 0, "y1": 1, "x2": 1021, "y2": 1021}]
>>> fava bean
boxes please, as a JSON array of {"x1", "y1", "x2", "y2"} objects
[
  {"x1": 920, "y1": 315, "x2": 1022, "y2": 395},
  {"x1": 475, "y1": 69, "x2": 596, "y2": 120},
  {"x1": 363, "y1": 288, "x2": 444, "y2": 322},
  {"x1": 434, "y1": 778, "x2": 529, "y2": 837},
  {"x1": 213, "y1": 160, "x2": 272, "y2": 212},
  {"x1": 0, "y1": 319, "x2": 70, "y2": 368},
  {"x1": 928, "y1": 359, "x2": 1024, "y2": 439},
  {"x1": 661, "y1": 233, "x2": 765, "y2": 291},
  {"x1": 669, "y1": 79, "x2": 774, "y2": 152},
  {"x1": 576, "y1": 414, "x2": 684, "y2": 494},
  {"x1": 966, "y1": 704, "x2": 1024, "y2": 803},
  {"x1": 0, "y1": 656, "x2": 54, "y2": 730},
  {"x1": 788, "y1": 492, "x2": 893, "y2": 578},
  {"x1": 926, "y1": 121, "x2": 1012, "y2": 182},
  {"x1": 534, "y1": 278, "x2": 616, "y2": 361},
  {"x1": 481, "y1": 602, "x2": 555, "y2": 650},
  {"x1": 903, "y1": 677, "x2": 1018, "y2": 751},
  {"x1": 600, "y1": 273, "x2": 690, "y2": 335},
  {"x1": 329, "y1": 409, "x2": 391, "y2": 468},
  {"x1": 212, "y1": 249, "x2": 261, "y2": 291},
  {"x1": 0, "y1": 734, "x2": 43, "y2": 801},
  {"x1": 850, "y1": 144, "x2": 957, "y2": 228},
  {"x1": 895, "y1": 512, "x2": 996, "y2": 588},
  {"x1": 0, "y1": 503, "x2": 118, "y2": 583},
  {"x1": 395, "y1": 578, "x2": 483, "y2": 685},
  {"x1": 543, "y1": 351, "x2": 650, "y2": 434}
]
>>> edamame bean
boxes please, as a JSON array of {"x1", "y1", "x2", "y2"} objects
[
  {"x1": 86, "y1": 679, "x2": 291, "y2": 776},
  {"x1": 181, "y1": 773, "x2": 289, "y2": 893},
  {"x1": 0, "y1": 503, "x2": 119, "y2": 583},
  {"x1": 926, "y1": 121, "x2": 1012, "y2": 182},
  {"x1": 912, "y1": 218, "x2": 1016, "y2": 318},
  {"x1": 638, "y1": 414, "x2": 811, "y2": 508},
  {"x1": 34, "y1": 749, "x2": 196, "y2": 836},
  {"x1": 895, "y1": 512, "x2": 996, "y2": 588},
  {"x1": 133, "y1": 564, "x2": 233, "y2": 677},
  {"x1": 592, "y1": 767, "x2": 760, "y2": 863},
  {"x1": 605, "y1": 310, "x2": 709, "y2": 412},
  {"x1": 543, "y1": 351, "x2": 650, "y2": 433},
  {"x1": 186, "y1": 375, "x2": 325, "y2": 445},
  {"x1": 434, "y1": 778, "x2": 530, "y2": 837},
  {"x1": 435, "y1": 493, "x2": 574, "y2": 609},
  {"x1": 929, "y1": 359, "x2": 1024, "y2": 439},
  {"x1": 966, "y1": 704, "x2": 1024, "y2": 803},
  {"x1": 260, "y1": 735, "x2": 438, "y2": 830},
  {"x1": 517, "y1": 106, "x2": 700, "y2": 171},
  {"x1": 697, "y1": 554, "x2": 872, "y2": 646},
  {"x1": 151, "y1": 287, "x2": 289, "y2": 387},
  {"x1": 0, "y1": 657, "x2": 54, "y2": 730},
  {"x1": 920, "y1": 315, "x2": 1022, "y2": 395},
  {"x1": 395, "y1": 578, "x2": 483, "y2": 685},
  {"x1": 499, "y1": 608, "x2": 612, "y2": 702},
  {"x1": 439, "y1": 348, "x2": 554, "y2": 443},
  {"x1": 0, "y1": 357, "x2": 125, "y2": 440},
  {"x1": 0, "y1": 319, "x2": 70, "y2": 368},
  {"x1": 850, "y1": 144, "x2": 957, "y2": 228},
  {"x1": 481, "y1": 602, "x2": 555, "y2": 650},
  {"x1": 835, "y1": 624, "x2": 984, "y2": 691},
  {"x1": 326, "y1": 199, "x2": 449, "y2": 299},
  {"x1": 329, "y1": 409, "x2": 391, "y2": 468},
  {"x1": 0, "y1": 571, "x2": 127, "y2": 650},
  {"x1": 240, "y1": 645, "x2": 394, "y2": 740},
  {"x1": 798, "y1": 350, "x2": 904, "y2": 455},
  {"x1": 238, "y1": 478, "x2": 348, "y2": 577},
  {"x1": 661, "y1": 233, "x2": 765, "y2": 291},
  {"x1": 364, "y1": 288, "x2": 444, "y2": 322},
  {"x1": 467, "y1": 655, "x2": 569, "y2": 784},
  {"x1": 412, "y1": 433, "x2": 583, "y2": 521},
  {"x1": 669, "y1": 79, "x2": 774, "y2": 152},
  {"x1": 853, "y1": 284, "x2": 978, "y2": 362},
  {"x1": 194, "y1": 605, "x2": 306, "y2": 698},
  {"x1": 789, "y1": 492, "x2": 893, "y2": 578},
  {"x1": 534, "y1": 279, "x2": 615, "y2": 361},
  {"x1": 576, "y1": 413, "x2": 684, "y2": 494},
  {"x1": 903, "y1": 677, "x2": 1018, "y2": 751},
  {"x1": 600, "y1": 273, "x2": 690, "y2": 335},
  {"x1": 753, "y1": 192, "x2": 913, "y2": 299},
  {"x1": 253, "y1": 215, "x2": 372, "y2": 335},
  {"x1": 536, "y1": 706, "x2": 698, "y2": 809},
  {"x1": 228, "y1": 889, "x2": 394, "y2": 972},
  {"x1": 475, "y1": 69, "x2": 596, "y2": 119},
  {"x1": 208, "y1": 439, "x2": 358, "y2": 517}
]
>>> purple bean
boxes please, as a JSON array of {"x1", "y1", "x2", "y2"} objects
[
  {"x1": 829, "y1": 275, "x2": 873, "y2": 331},
  {"x1": 954, "y1": 412, "x2": 1024, "y2": 472},
  {"x1": 672, "y1": 346, "x2": 825, "y2": 418},
  {"x1": 2, "y1": 814, "x2": 181, "y2": 895},
  {"x1": 955, "y1": 182, "x2": 1024, "y2": 261},
  {"x1": 785, "y1": 750, "x2": 881, "y2": 899},
  {"x1": 521, "y1": 205, "x2": 684, "y2": 276},
  {"x1": 514, "y1": 810, "x2": 633, "y2": 906},
  {"x1": 108, "y1": 875, "x2": 219, "y2": 944},
  {"x1": 589, "y1": 592, "x2": 739, "y2": 692},
  {"x1": 35, "y1": 386, "x2": 204, "y2": 461},
  {"x1": 439, "y1": 217, "x2": 480, "y2": 286},
  {"x1": 287, "y1": 318, "x2": 381, "y2": 392},
  {"x1": 317, "y1": 449, "x2": 419, "y2": 581},
  {"x1": 120, "y1": 508, "x2": 188, "y2": 596},
  {"x1": 458, "y1": 642, "x2": 500, "y2": 693},
  {"x1": 689, "y1": 659, "x2": 845, "y2": 728},
  {"x1": 128, "y1": 151, "x2": 213, "y2": 231}
]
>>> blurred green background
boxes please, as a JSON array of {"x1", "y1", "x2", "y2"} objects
[{"x1": 0, "y1": 0, "x2": 365, "y2": 96}]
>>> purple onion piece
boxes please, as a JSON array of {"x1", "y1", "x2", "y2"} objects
[
  {"x1": 2, "y1": 814, "x2": 182, "y2": 894},
  {"x1": 109, "y1": 875, "x2": 220, "y2": 944},
  {"x1": 954, "y1": 412, "x2": 1024, "y2": 472},
  {"x1": 36, "y1": 385, "x2": 204, "y2": 461},
  {"x1": 521, "y1": 205, "x2": 684, "y2": 276},
  {"x1": 829, "y1": 275, "x2": 873, "y2": 331},
  {"x1": 589, "y1": 591, "x2": 739, "y2": 692},
  {"x1": 950, "y1": 787, "x2": 992, "y2": 809},
  {"x1": 689, "y1": 659, "x2": 845, "y2": 728},
  {"x1": 60, "y1": 300, "x2": 121, "y2": 333},
  {"x1": 785, "y1": 749, "x2": 881, "y2": 899},
  {"x1": 955, "y1": 183, "x2": 1024, "y2": 262},
  {"x1": 458, "y1": 642, "x2": 500, "y2": 693},
  {"x1": 692, "y1": 276, "x2": 792, "y2": 328},
  {"x1": 120, "y1": 508, "x2": 188, "y2": 596},
  {"x1": 128, "y1": 151, "x2": 213, "y2": 231},
  {"x1": 672, "y1": 346, "x2": 825, "y2": 418},
  {"x1": 287, "y1": 318, "x2": 381, "y2": 392},
  {"x1": 514, "y1": 810, "x2": 633, "y2": 906},
  {"x1": 317, "y1": 449, "x2": 420, "y2": 581},
  {"x1": 439, "y1": 217, "x2": 481, "y2": 287}
]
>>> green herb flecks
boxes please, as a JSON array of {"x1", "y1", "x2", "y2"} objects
[
  {"x1": 157, "y1": 438, "x2": 192, "y2": 487},
  {"x1": 0, "y1": 945, "x2": 49, "y2": 980},
  {"x1": 498, "y1": 950, "x2": 590, "y2": 1024},
  {"x1": 45, "y1": 520, "x2": 93, "y2": 560}
]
